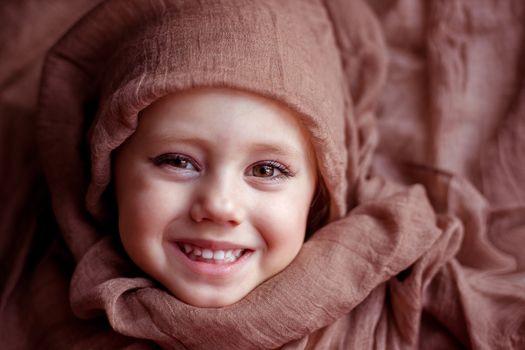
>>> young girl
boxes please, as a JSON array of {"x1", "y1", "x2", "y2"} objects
[
  {"x1": 2, "y1": 0, "x2": 524, "y2": 349},
  {"x1": 113, "y1": 87, "x2": 319, "y2": 308}
]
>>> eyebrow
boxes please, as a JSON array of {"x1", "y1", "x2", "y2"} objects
[
  {"x1": 147, "y1": 133, "x2": 208, "y2": 148},
  {"x1": 146, "y1": 132, "x2": 304, "y2": 159},
  {"x1": 248, "y1": 142, "x2": 303, "y2": 159}
]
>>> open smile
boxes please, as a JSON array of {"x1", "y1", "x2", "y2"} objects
[
  {"x1": 171, "y1": 240, "x2": 254, "y2": 278},
  {"x1": 176, "y1": 242, "x2": 250, "y2": 264}
]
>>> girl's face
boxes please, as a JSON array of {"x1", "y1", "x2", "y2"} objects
[{"x1": 114, "y1": 88, "x2": 317, "y2": 307}]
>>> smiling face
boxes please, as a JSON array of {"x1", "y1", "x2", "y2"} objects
[{"x1": 114, "y1": 88, "x2": 317, "y2": 307}]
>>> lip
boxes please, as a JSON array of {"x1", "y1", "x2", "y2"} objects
[{"x1": 169, "y1": 240, "x2": 254, "y2": 278}]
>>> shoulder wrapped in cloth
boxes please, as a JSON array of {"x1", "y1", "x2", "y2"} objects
[{"x1": 1, "y1": 0, "x2": 524, "y2": 349}]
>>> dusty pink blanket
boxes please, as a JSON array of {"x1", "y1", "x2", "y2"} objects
[{"x1": 1, "y1": 0, "x2": 524, "y2": 349}]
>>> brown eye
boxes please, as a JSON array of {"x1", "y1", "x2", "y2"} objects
[
  {"x1": 153, "y1": 154, "x2": 198, "y2": 171},
  {"x1": 252, "y1": 164, "x2": 275, "y2": 177},
  {"x1": 248, "y1": 161, "x2": 293, "y2": 181},
  {"x1": 170, "y1": 156, "x2": 191, "y2": 168}
]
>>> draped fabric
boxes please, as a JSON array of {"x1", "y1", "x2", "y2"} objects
[{"x1": 1, "y1": 0, "x2": 524, "y2": 349}]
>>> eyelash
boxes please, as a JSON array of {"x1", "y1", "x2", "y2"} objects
[
  {"x1": 250, "y1": 160, "x2": 294, "y2": 181},
  {"x1": 152, "y1": 153, "x2": 200, "y2": 171},
  {"x1": 151, "y1": 154, "x2": 295, "y2": 181}
]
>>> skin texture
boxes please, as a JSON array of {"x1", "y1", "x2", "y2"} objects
[{"x1": 114, "y1": 88, "x2": 317, "y2": 307}]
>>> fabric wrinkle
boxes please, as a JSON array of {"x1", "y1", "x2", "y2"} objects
[{"x1": 1, "y1": 0, "x2": 524, "y2": 349}]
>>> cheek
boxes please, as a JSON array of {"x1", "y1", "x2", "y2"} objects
[
  {"x1": 115, "y1": 171, "x2": 186, "y2": 248},
  {"x1": 255, "y1": 185, "x2": 314, "y2": 253}
]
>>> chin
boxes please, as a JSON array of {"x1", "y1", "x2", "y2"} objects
[
  {"x1": 170, "y1": 285, "x2": 250, "y2": 308},
  {"x1": 180, "y1": 293, "x2": 244, "y2": 308}
]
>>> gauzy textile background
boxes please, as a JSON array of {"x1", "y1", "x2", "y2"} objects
[{"x1": 1, "y1": 0, "x2": 524, "y2": 349}]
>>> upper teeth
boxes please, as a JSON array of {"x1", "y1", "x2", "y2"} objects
[{"x1": 182, "y1": 243, "x2": 244, "y2": 262}]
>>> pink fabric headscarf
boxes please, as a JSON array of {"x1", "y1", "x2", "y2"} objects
[{"x1": 36, "y1": 0, "x2": 433, "y2": 346}]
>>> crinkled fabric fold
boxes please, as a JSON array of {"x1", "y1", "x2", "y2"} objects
[
  {"x1": 2, "y1": 0, "x2": 524, "y2": 349},
  {"x1": 70, "y1": 184, "x2": 440, "y2": 349}
]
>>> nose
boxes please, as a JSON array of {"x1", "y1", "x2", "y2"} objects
[{"x1": 190, "y1": 174, "x2": 245, "y2": 226}]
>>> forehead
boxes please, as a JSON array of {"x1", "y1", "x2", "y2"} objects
[{"x1": 133, "y1": 88, "x2": 315, "y2": 157}]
